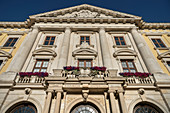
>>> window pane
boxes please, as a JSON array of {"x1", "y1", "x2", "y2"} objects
[
  {"x1": 42, "y1": 61, "x2": 48, "y2": 67},
  {"x1": 115, "y1": 37, "x2": 118, "y2": 40},
  {"x1": 167, "y1": 62, "x2": 170, "y2": 67},
  {"x1": 35, "y1": 61, "x2": 42, "y2": 67},
  {"x1": 152, "y1": 39, "x2": 156, "y2": 42},
  {"x1": 86, "y1": 37, "x2": 89, "y2": 40},
  {"x1": 41, "y1": 69, "x2": 47, "y2": 72},
  {"x1": 128, "y1": 62, "x2": 134, "y2": 68},
  {"x1": 46, "y1": 37, "x2": 50, "y2": 40},
  {"x1": 121, "y1": 62, "x2": 127, "y2": 68},
  {"x1": 33, "y1": 69, "x2": 40, "y2": 72},
  {"x1": 50, "y1": 41, "x2": 54, "y2": 45},
  {"x1": 120, "y1": 37, "x2": 123, "y2": 40},
  {"x1": 44, "y1": 41, "x2": 49, "y2": 45},
  {"x1": 160, "y1": 44, "x2": 165, "y2": 47},
  {"x1": 123, "y1": 69, "x2": 129, "y2": 72},
  {"x1": 157, "y1": 39, "x2": 161, "y2": 43},
  {"x1": 0, "y1": 60, "x2": 3, "y2": 66},
  {"x1": 155, "y1": 44, "x2": 159, "y2": 48},
  {"x1": 121, "y1": 41, "x2": 125, "y2": 45},
  {"x1": 116, "y1": 41, "x2": 120, "y2": 45},
  {"x1": 51, "y1": 37, "x2": 55, "y2": 40},
  {"x1": 81, "y1": 37, "x2": 84, "y2": 40},
  {"x1": 79, "y1": 61, "x2": 84, "y2": 67},
  {"x1": 86, "y1": 61, "x2": 91, "y2": 67},
  {"x1": 10, "y1": 42, "x2": 15, "y2": 47},
  {"x1": 14, "y1": 38, "x2": 18, "y2": 42},
  {"x1": 130, "y1": 69, "x2": 136, "y2": 73}
]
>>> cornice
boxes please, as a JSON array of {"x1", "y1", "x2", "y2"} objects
[
  {"x1": 140, "y1": 23, "x2": 170, "y2": 29},
  {"x1": 0, "y1": 22, "x2": 29, "y2": 28}
]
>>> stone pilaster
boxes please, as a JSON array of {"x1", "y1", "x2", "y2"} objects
[
  {"x1": 7, "y1": 25, "x2": 39, "y2": 72},
  {"x1": 118, "y1": 90, "x2": 128, "y2": 113},
  {"x1": 43, "y1": 91, "x2": 53, "y2": 113},
  {"x1": 109, "y1": 91, "x2": 117, "y2": 113},
  {"x1": 54, "y1": 92, "x2": 62, "y2": 113},
  {"x1": 99, "y1": 28, "x2": 113, "y2": 69},
  {"x1": 57, "y1": 27, "x2": 71, "y2": 69},
  {"x1": 131, "y1": 28, "x2": 162, "y2": 73}
]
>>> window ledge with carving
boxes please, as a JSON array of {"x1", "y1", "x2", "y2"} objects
[
  {"x1": 0, "y1": 46, "x2": 16, "y2": 49},
  {"x1": 113, "y1": 45, "x2": 131, "y2": 48},
  {"x1": 38, "y1": 44, "x2": 57, "y2": 48},
  {"x1": 154, "y1": 47, "x2": 170, "y2": 50}
]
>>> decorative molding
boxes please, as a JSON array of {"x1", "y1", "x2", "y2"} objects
[
  {"x1": 72, "y1": 42, "x2": 97, "y2": 57},
  {"x1": 0, "y1": 50, "x2": 12, "y2": 58},
  {"x1": 113, "y1": 49, "x2": 137, "y2": 57},
  {"x1": 158, "y1": 50, "x2": 170, "y2": 60},
  {"x1": 32, "y1": 48, "x2": 57, "y2": 57}
]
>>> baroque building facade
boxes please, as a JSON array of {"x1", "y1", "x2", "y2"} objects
[{"x1": 0, "y1": 4, "x2": 170, "y2": 113}]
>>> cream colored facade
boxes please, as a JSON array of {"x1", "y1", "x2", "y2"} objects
[{"x1": 0, "y1": 4, "x2": 170, "y2": 113}]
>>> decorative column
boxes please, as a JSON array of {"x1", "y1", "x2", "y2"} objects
[
  {"x1": 43, "y1": 91, "x2": 53, "y2": 113},
  {"x1": 57, "y1": 27, "x2": 71, "y2": 69},
  {"x1": 109, "y1": 91, "x2": 117, "y2": 113},
  {"x1": 54, "y1": 92, "x2": 62, "y2": 113},
  {"x1": 99, "y1": 28, "x2": 113, "y2": 69},
  {"x1": 118, "y1": 90, "x2": 128, "y2": 113},
  {"x1": 7, "y1": 25, "x2": 39, "y2": 72},
  {"x1": 131, "y1": 28, "x2": 163, "y2": 73}
]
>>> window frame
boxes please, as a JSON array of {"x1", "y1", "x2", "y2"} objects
[
  {"x1": 114, "y1": 36, "x2": 126, "y2": 45},
  {"x1": 3, "y1": 37, "x2": 18, "y2": 47},
  {"x1": 78, "y1": 59, "x2": 93, "y2": 68},
  {"x1": 43, "y1": 36, "x2": 56, "y2": 45},
  {"x1": 151, "y1": 38, "x2": 166, "y2": 48},
  {"x1": 121, "y1": 60, "x2": 137, "y2": 72},
  {"x1": 32, "y1": 59, "x2": 49, "y2": 72},
  {"x1": 80, "y1": 36, "x2": 90, "y2": 45}
]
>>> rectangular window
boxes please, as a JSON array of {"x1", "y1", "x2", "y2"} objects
[
  {"x1": 33, "y1": 59, "x2": 49, "y2": 72},
  {"x1": 43, "y1": 36, "x2": 55, "y2": 45},
  {"x1": 78, "y1": 59, "x2": 92, "y2": 68},
  {"x1": 167, "y1": 62, "x2": 170, "y2": 67},
  {"x1": 0, "y1": 60, "x2": 3, "y2": 66},
  {"x1": 151, "y1": 39, "x2": 166, "y2": 48},
  {"x1": 3, "y1": 38, "x2": 18, "y2": 47},
  {"x1": 114, "y1": 36, "x2": 126, "y2": 45},
  {"x1": 121, "y1": 60, "x2": 137, "y2": 72},
  {"x1": 80, "y1": 36, "x2": 90, "y2": 45}
]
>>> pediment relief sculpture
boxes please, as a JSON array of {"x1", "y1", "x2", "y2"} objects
[
  {"x1": 56, "y1": 10, "x2": 113, "y2": 18},
  {"x1": 0, "y1": 50, "x2": 12, "y2": 58},
  {"x1": 32, "y1": 48, "x2": 57, "y2": 57},
  {"x1": 113, "y1": 49, "x2": 137, "y2": 57}
]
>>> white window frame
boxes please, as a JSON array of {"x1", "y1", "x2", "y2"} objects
[{"x1": 148, "y1": 36, "x2": 168, "y2": 49}]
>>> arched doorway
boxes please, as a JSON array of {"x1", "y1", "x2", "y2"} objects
[
  {"x1": 70, "y1": 102, "x2": 101, "y2": 113},
  {"x1": 133, "y1": 102, "x2": 164, "y2": 113},
  {"x1": 5, "y1": 101, "x2": 37, "y2": 113}
]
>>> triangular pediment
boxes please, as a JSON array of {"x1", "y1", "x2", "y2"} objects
[{"x1": 30, "y1": 4, "x2": 141, "y2": 19}]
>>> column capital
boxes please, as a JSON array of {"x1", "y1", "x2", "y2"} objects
[
  {"x1": 99, "y1": 27, "x2": 105, "y2": 32},
  {"x1": 65, "y1": 27, "x2": 71, "y2": 31},
  {"x1": 117, "y1": 90, "x2": 124, "y2": 93}
]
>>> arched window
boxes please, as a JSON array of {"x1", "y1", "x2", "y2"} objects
[
  {"x1": 133, "y1": 103, "x2": 163, "y2": 113},
  {"x1": 6, "y1": 102, "x2": 37, "y2": 113},
  {"x1": 70, "y1": 102, "x2": 100, "y2": 113}
]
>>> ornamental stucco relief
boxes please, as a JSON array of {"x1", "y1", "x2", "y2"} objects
[{"x1": 57, "y1": 10, "x2": 113, "y2": 18}]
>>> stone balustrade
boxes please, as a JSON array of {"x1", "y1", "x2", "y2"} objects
[
  {"x1": 15, "y1": 75, "x2": 45, "y2": 83},
  {"x1": 61, "y1": 69, "x2": 109, "y2": 78},
  {"x1": 125, "y1": 75, "x2": 154, "y2": 84}
]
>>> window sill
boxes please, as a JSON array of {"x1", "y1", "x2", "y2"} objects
[
  {"x1": 0, "y1": 46, "x2": 16, "y2": 49},
  {"x1": 76, "y1": 44, "x2": 94, "y2": 48},
  {"x1": 38, "y1": 44, "x2": 57, "y2": 48},
  {"x1": 113, "y1": 45, "x2": 131, "y2": 48},
  {"x1": 154, "y1": 47, "x2": 170, "y2": 50}
]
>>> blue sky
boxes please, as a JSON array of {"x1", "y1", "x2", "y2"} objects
[{"x1": 0, "y1": 0, "x2": 170, "y2": 22}]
